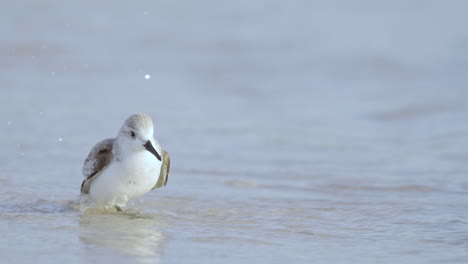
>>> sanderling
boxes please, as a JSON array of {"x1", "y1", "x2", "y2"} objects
[{"x1": 80, "y1": 113, "x2": 170, "y2": 211}]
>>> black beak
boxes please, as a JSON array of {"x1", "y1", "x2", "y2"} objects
[{"x1": 144, "y1": 140, "x2": 161, "y2": 161}]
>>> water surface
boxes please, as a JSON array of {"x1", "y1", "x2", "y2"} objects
[{"x1": 1, "y1": 0, "x2": 468, "y2": 263}]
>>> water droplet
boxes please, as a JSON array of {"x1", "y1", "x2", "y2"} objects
[
  {"x1": 7, "y1": 121, "x2": 11, "y2": 126},
  {"x1": 51, "y1": 71, "x2": 56, "y2": 76},
  {"x1": 144, "y1": 74, "x2": 151, "y2": 80},
  {"x1": 58, "y1": 137, "x2": 63, "y2": 142},
  {"x1": 143, "y1": 11, "x2": 150, "y2": 15}
]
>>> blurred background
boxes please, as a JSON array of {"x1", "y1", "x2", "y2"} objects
[{"x1": 0, "y1": 0, "x2": 468, "y2": 263}]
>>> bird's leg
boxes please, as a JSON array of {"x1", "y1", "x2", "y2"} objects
[{"x1": 115, "y1": 205, "x2": 123, "y2": 212}]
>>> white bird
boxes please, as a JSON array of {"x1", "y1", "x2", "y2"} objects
[{"x1": 80, "y1": 113, "x2": 170, "y2": 211}]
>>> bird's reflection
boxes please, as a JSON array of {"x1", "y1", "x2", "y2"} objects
[{"x1": 79, "y1": 210, "x2": 167, "y2": 263}]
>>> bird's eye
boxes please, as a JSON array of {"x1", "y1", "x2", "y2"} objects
[{"x1": 130, "y1": 131, "x2": 136, "y2": 138}]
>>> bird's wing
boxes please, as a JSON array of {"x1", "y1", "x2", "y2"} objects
[
  {"x1": 81, "y1": 138, "x2": 114, "y2": 194},
  {"x1": 153, "y1": 150, "x2": 170, "y2": 189}
]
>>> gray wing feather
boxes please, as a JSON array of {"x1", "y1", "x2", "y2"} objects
[
  {"x1": 81, "y1": 138, "x2": 114, "y2": 194},
  {"x1": 153, "y1": 150, "x2": 170, "y2": 189}
]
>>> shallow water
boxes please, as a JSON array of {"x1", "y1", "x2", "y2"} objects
[{"x1": 1, "y1": 0, "x2": 468, "y2": 263}]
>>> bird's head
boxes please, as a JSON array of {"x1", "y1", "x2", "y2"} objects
[{"x1": 117, "y1": 113, "x2": 161, "y2": 161}]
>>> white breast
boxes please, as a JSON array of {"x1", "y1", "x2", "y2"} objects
[{"x1": 89, "y1": 150, "x2": 161, "y2": 207}]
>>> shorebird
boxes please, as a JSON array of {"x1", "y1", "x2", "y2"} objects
[{"x1": 80, "y1": 113, "x2": 170, "y2": 211}]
